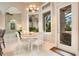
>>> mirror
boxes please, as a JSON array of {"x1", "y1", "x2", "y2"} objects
[
  {"x1": 60, "y1": 5, "x2": 72, "y2": 46},
  {"x1": 29, "y1": 14, "x2": 39, "y2": 32},
  {"x1": 10, "y1": 20, "x2": 16, "y2": 30}
]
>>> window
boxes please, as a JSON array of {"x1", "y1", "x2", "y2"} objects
[
  {"x1": 65, "y1": 11, "x2": 72, "y2": 31},
  {"x1": 43, "y1": 11, "x2": 51, "y2": 32},
  {"x1": 29, "y1": 14, "x2": 39, "y2": 32}
]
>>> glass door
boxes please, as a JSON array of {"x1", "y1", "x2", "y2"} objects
[
  {"x1": 60, "y1": 5, "x2": 72, "y2": 46},
  {"x1": 57, "y1": 4, "x2": 73, "y2": 53}
]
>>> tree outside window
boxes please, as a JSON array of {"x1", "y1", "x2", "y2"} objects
[{"x1": 43, "y1": 11, "x2": 51, "y2": 32}]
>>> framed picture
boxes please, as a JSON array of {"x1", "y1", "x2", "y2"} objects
[{"x1": 10, "y1": 22, "x2": 16, "y2": 30}]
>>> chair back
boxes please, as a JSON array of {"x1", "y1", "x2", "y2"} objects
[
  {"x1": 0, "y1": 29, "x2": 5, "y2": 38},
  {"x1": 16, "y1": 32, "x2": 20, "y2": 40},
  {"x1": 0, "y1": 29, "x2": 5, "y2": 48}
]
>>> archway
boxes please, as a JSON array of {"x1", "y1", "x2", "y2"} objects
[{"x1": 5, "y1": 7, "x2": 22, "y2": 33}]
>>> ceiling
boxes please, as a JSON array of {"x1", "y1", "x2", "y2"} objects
[{"x1": 24, "y1": 2, "x2": 45, "y2": 7}]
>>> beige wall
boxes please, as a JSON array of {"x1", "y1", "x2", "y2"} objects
[{"x1": 0, "y1": 2, "x2": 25, "y2": 29}]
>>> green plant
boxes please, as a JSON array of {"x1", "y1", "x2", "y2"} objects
[
  {"x1": 65, "y1": 18, "x2": 71, "y2": 31},
  {"x1": 65, "y1": 24, "x2": 71, "y2": 31},
  {"x1": 29, "y1": 27, "x2": 38, "y2": 32}
]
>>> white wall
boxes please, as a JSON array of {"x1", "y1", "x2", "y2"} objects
[{"x1": 0, "y1": 11, "x2": 4, "y2": 28}]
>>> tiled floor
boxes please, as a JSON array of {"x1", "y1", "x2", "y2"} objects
[{"x1": 2, "y1": 32, "x2": 60, "y2": 56}]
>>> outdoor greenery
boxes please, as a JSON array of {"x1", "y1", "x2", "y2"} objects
[
  {"x1": 65, "y1": 16, "x2": 72, "y2": 31},
  {"x1": 43, "y1": 12, "x2": 51, "y2": 32},
  {"x1": 29, "y1": 27, "x2": 38, "y2": 32},
  {"x1": 46, "y1": 20, "x2": 51, "y2": 32},
  {"x1": 29, "y1": 15, "x2": 39, "y2": 32}
]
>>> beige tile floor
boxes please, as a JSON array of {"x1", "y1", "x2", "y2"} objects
[{"x1": 2, "y1": 33, "x2": 60, "y2": 56}]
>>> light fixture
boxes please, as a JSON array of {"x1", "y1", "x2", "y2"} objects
[{"x1": 26, "y1": 5, "x2": 39, "y2": 12}]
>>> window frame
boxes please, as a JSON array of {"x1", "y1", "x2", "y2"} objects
[{"x1": 43, "y1": 11, "x2": 51, "y2": 32}]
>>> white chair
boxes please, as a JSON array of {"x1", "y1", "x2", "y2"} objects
[
  {"x1": 15, "y1": 32, "x2": 29, "y2": 51},
  {"x1": 20, "y1": 32, "x2": 37, "y2": 51},
  {"x1": 31, "y1": 32, "x2": 44, "y2": 52},
  {"x1": 16, "y1": 32, "x2": 21, "y2": 44}
]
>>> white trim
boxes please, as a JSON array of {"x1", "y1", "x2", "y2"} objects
[{"x1": 41, "y1": 2, "x2": 49, "y2": 8}]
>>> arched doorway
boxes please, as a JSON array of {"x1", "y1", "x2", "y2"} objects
[{"x1": 5, "y1": 7, "x2": 22, "y2": 33}]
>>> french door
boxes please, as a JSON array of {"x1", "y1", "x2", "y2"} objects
[{"x1": 57, "y1": 3, "x2": 78, "y2": 54}]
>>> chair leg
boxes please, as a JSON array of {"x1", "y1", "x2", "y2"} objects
[
  {"x1": 27, "y1": 43, "x2": 30, "y2": 51},
  {"x1": 31, "y1": 43, "x2": 33, "y2": 51},
  {"x1": 2, "y1": 38, "x2": 5, "y2": 48},
  {"x1": 0, "y1": 44, "x2": 3, "y2": 56},
  {"x1": 37, "y1": 44, "x2": 42, "y2": 52},
  {"x1": 37, "y1": 45, "x2": 40, "y2": 52}
]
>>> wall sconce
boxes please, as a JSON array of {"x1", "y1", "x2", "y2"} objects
[{"x1": 26, "y1": 5, "x2": 39, "y2": 12}]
